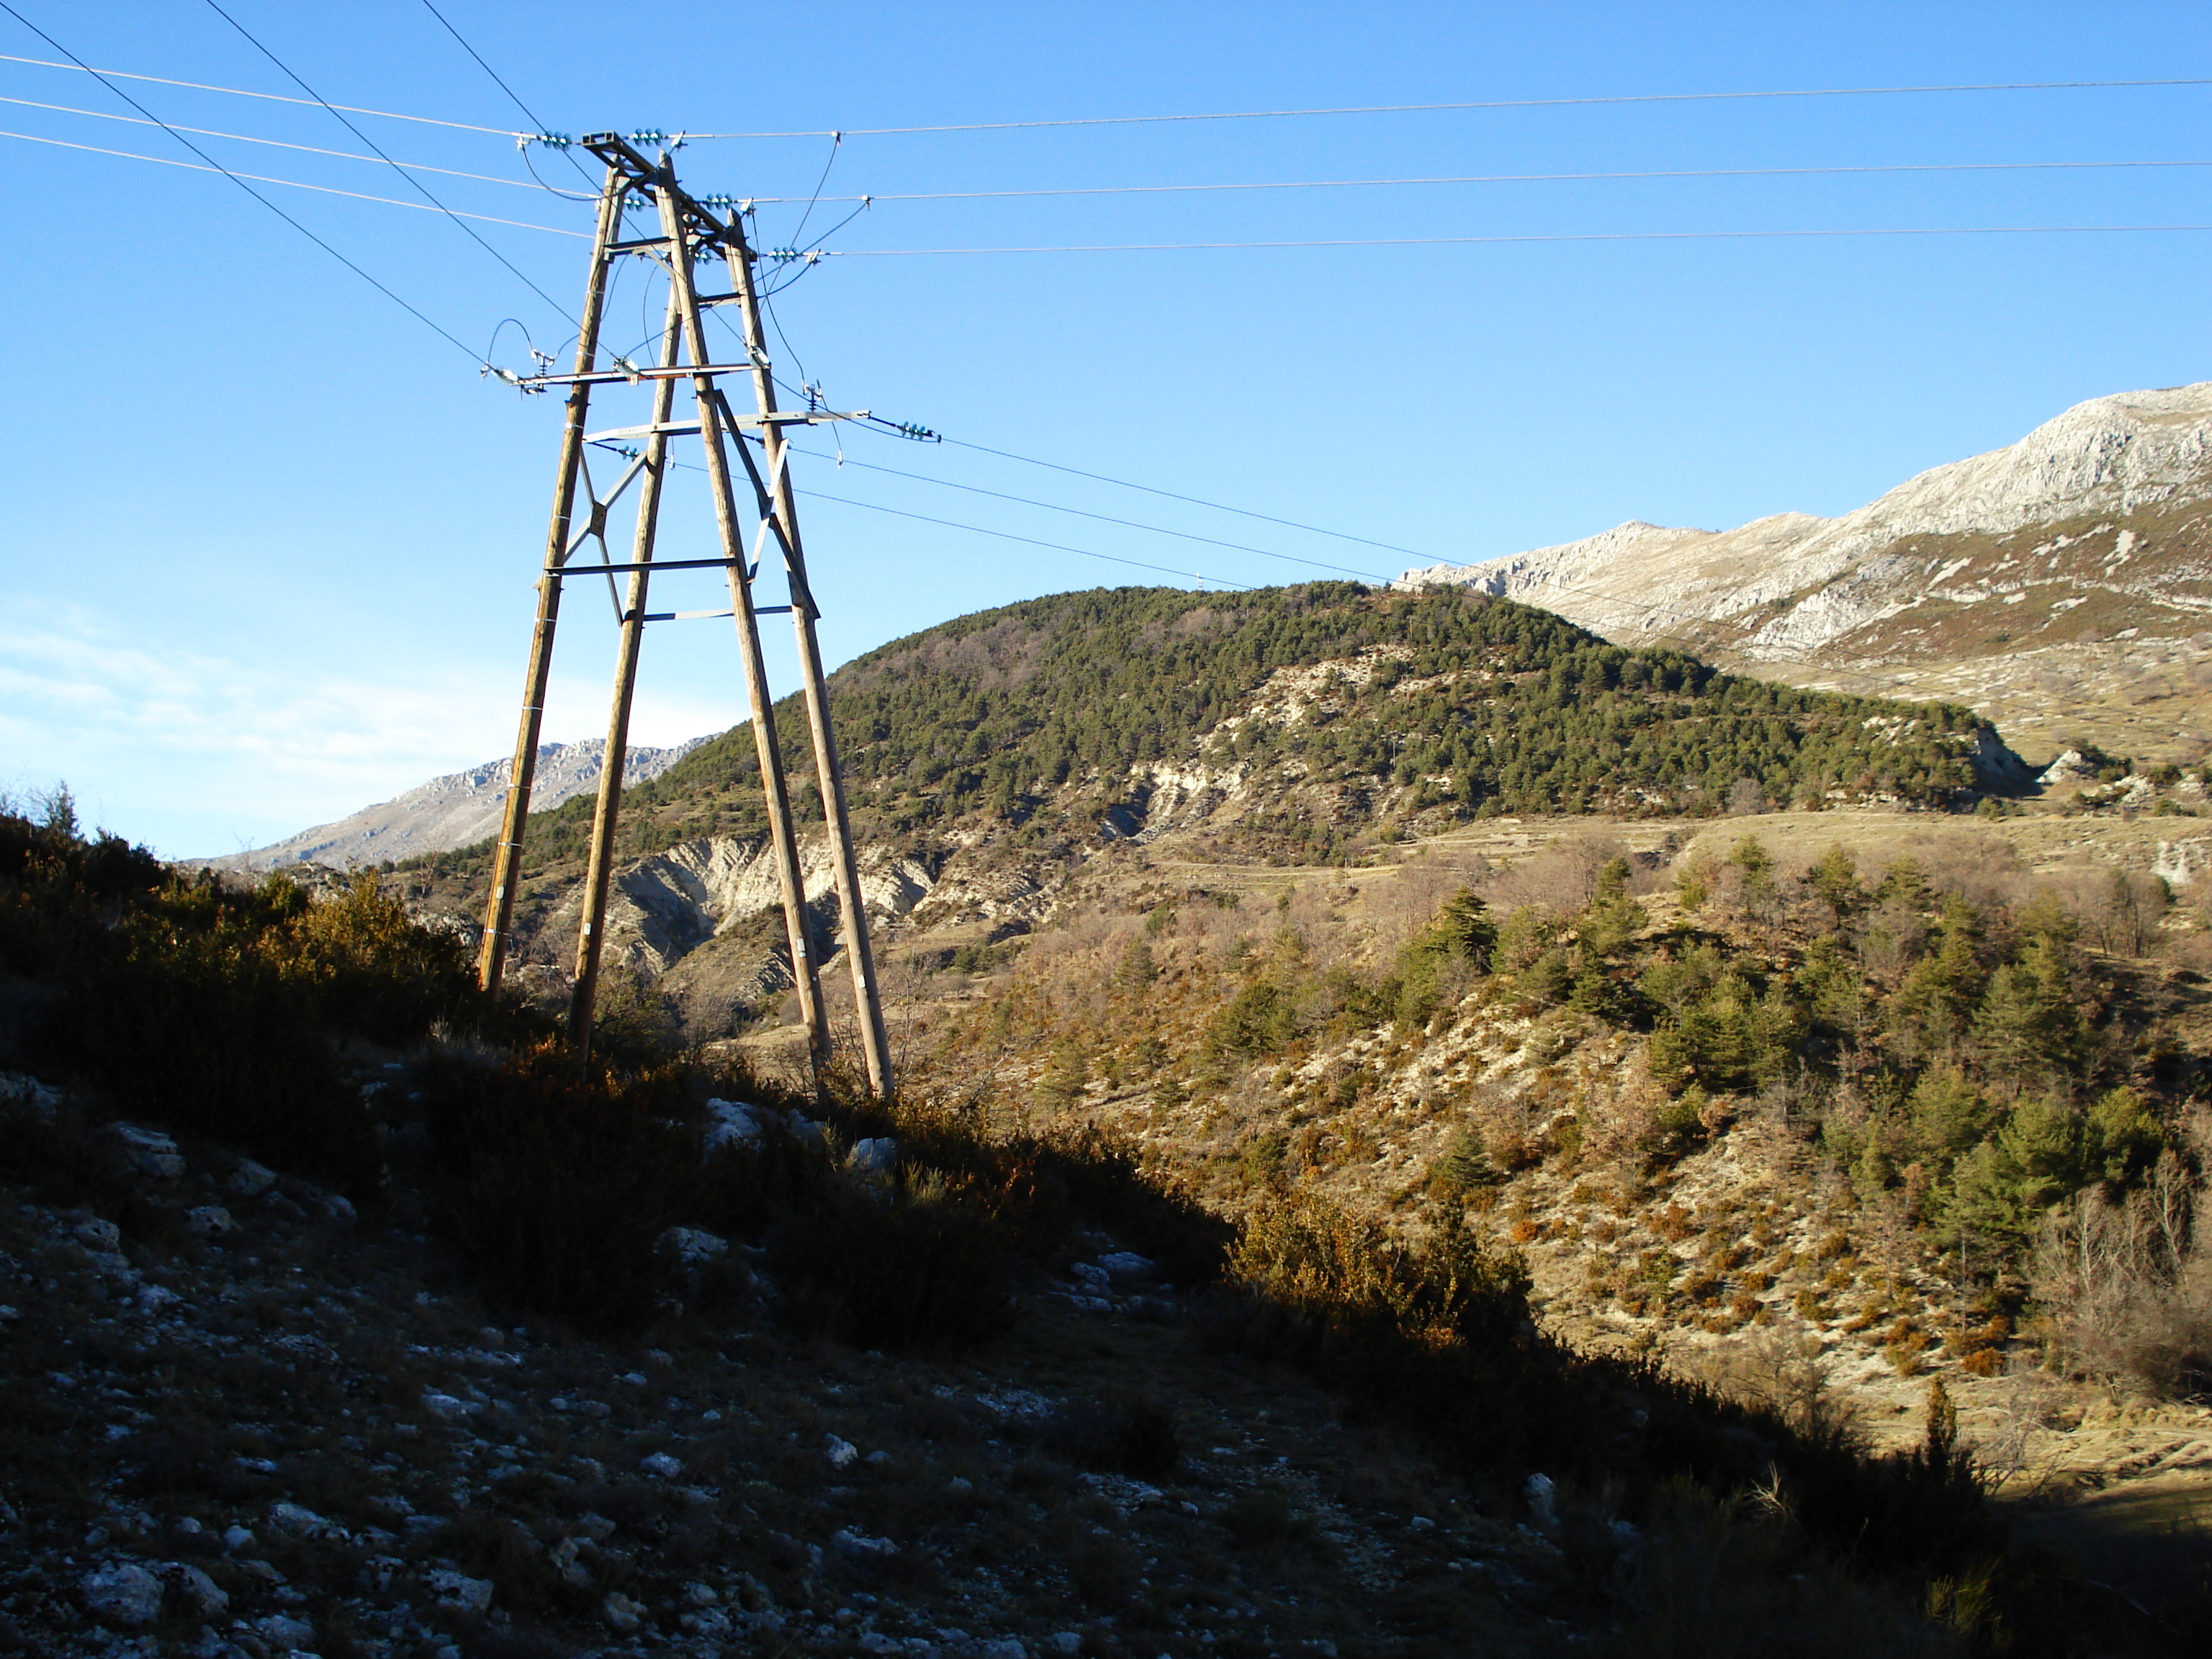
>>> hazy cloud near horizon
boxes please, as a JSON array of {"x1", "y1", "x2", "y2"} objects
[{"x1": 0, "y1": 603, "x2": 729, "y2": 858}]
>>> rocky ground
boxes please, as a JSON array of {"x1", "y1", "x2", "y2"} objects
[{"x1": 1, "y1": 1069, "x2": 1656, "y2": 1659}]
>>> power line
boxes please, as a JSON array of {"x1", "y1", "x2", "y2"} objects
[
  {"x1": 0, "y1": 91, "x2": 553, "y2": 189},
  {"x1": 683, "y1": 76, "x2": 2212, "y2": 139},
  {"x1": 792, "y1": 475, "x2": 2026, "y2": 713},
  {"x1": 804, "y1": 451, "x2": 1954, "y2": 702},
  {"x1": 913, "y1": 431, "x2": 1433, "y2": 559},
  {"x1": 415, "y1": 0, "x2": 598, "y2": 191},
  {"x1": 824, "y1": 222, "x2": 2212, "y2": 256},
  {"x1": 790, "y1": 447, "x2": 2065, "y2": 711},
  {"x1": 790, "y1": 446, "x2": 1389, "y2": 580},
  {"x1": 199, "y1": 0, "x2": 576, "y2": 324},
  {"x1": 0, "y1": 48, "x2": 521, "y2": 134},
  {"x1": 795, "y1": 487, "x2": 1259, "y2": 590},
  {"x1": 0, "y1": 3, "x2": 484, "y2": 360},
  {"x1": 744, "y1": 156, "x2": 2212, "y2": 203},
  {"x1": 708, "y1": 454, "x2": 2008, "y2": 712},
  {"x1": 0, "y1": 127, "x2": 588, "y2": 233}
]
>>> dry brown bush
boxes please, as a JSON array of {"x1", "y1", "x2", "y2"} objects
[
  {"x1": 1480, "y1": 832, "x2": 1632, "y2": 918},
  {"x1": 2031, "y1": 1138, "x2": 2212, "y2": 1397},
  {"x1": 2039, "y1": 867, "x2": 2173, "y2": 956},
  {"x1": 1695, "y1": 1325, "x2": 1863, "y2": 1444}
]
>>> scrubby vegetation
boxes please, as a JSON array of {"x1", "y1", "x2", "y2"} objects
[
  {"x1": 2, "y1": 793, "x2": 483, "y2": 1192},
  {"x1": 915, "y1": 824, "x2": 2212, "y2": 1407},
  {"x1": 409, "y1": 583, "x2": 2002, "y2": 890},
  {"x1": 17, "y1": 793, "x2": 2197, "y2": 1650}
]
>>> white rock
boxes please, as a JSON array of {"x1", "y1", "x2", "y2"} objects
[
  {"x1": 268, "y1": 1501, "x2": 328, "y2": 1537},
  {"x1": 254, "y1": 1611, "x2": 318, "y2": 1651},
  {"x1": 186, "y1": 1206, "x2": 235, "y2": 1239},
  {"x1": 1524, "y1": 1472, "x2": 1557, "y2": 1529},
  {"x1": 641, "y1": 1452, "x2": 685, "y2": 1479},
  {"x1": 163, "y1": 1561, "x2": 230, "y2": 1618},
  {"x1": 848, "y1": 1137, "x2": 899, "y2": 1177},
  {"x1": 789, "y1": 1116, "x2": 828, "y2": 1148},
  {"x1": 317, "y1": 1190, "x2": 358, "y2": 1226},
  {"x1": 133, "y1": 1285, "x2": 181, "y2": 1314},
  {"x1": 107, "y1": 1124, "x2": 185, "y2": 1179},
  {"x1": 1095, "y1": 1251, "x2": 1156, "y2": 1284},
  {"x1": 1046, "y1": 1634, "x2": 1084, "y2": 1656},
  {"x1": 0, "y1": 1071, "x2": 61, "y2": 1120},
  {"x1": 658, "y1": 1226, "x2": 729, "y2": 1268},
  {"x1": 420, "y1": 1391, "x2": 477, "y2": 1421},
  {"x1": 603, "y1": 1589, "x2": 646, "y2": 1632},
  {"x1": 824, "y1": 1434, "x2": 859, "y2": 1468},
  {"x1": 70, "y1": 1215, "x2": 122, "y2": 1251},
  {"x1": 2038, "y1": 748, "x2": 2098, "y2": 787},
  {"x1": 80, "y1": 1563, "x2": 162, "y2": 1627},
  {"x1": 426, "y1": 1568, "x2": 494, "y2": 1615},
  {"x1": 830, "y1": 1526, "x2": 899, "y2": 1560},
  {"x1": 703, "y1": 1098, "x2": 766, "y2": 1151},
  {"x1": 228, "y1": 1160, "x2": 279, "y2": 1199},
  {"x1": 973, "y1": 1640, "x2": 1028, "y2": 1659},
  {"x1": 222, "y1": 1525, "x2": 256, "y2": 1552},
  {"x1": 682, "y1": 1581, "x2": 718, "y2": 1606}
]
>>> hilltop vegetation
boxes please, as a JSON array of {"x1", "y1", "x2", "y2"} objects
[{"x1": 406, "y1": 584, "x2": 2004, "y2": 892}]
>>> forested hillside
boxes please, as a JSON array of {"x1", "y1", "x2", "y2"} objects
[{"x1": 413, "y1": 583, "x2": 2009, "y2": 891}]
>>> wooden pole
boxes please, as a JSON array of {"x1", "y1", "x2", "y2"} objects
[
  {"x1": 477, "y1": 163, "x2": 627, "y2": 992},
  {"x1": 660, "y1": 176, "x2": 830, "y2": 1076},
  {"x1": 567, "y1": 226, "x2": 685, "y2": 1053},
  {"x1": 718, "y1": 221, "x2": 895, "y2": 1101}
]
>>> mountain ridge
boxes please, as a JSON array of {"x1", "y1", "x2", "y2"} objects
[
  {"x1": 201, "y1": 736, "x2": 708, "y2": 872},
  {"x1": 1400, "y1": 382, "x2": 2212, "y2": 765}
]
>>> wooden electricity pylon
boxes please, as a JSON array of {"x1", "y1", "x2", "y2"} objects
[{"x1": 475, "y1": 135, "x2": 893, "y2": 1100}]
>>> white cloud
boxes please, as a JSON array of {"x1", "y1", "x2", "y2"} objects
[{"x1": 0, "y1": 605, "x2": 734, "y2": 858}]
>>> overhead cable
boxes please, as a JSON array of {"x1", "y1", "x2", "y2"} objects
[
  {"x1": 822, "y1": 222, "x2": 2212, "y2": 256},
  {"x1": 0, "y1": 4, "x2": 485, "y2": 361},
  {"x1": 917, "y1": 432, "x2": 1434, "y2": 560},
  {"x1": 798, "y1": 489, "x2": 1258, "y2": 590},
  {"x1": 0, "y1": 127, "x2": 587, "y2": 233},
  {"x1": 199, "y1": 0, "x2": 577, "y2": 323},
  {"x1": 791, "y1": 446, "x2": 1388, "y2": 581},
  {"x1": 0, "y1": 91, "x2": 551, "y2": 188},
  {"x1": 415, "y1": 0, "x2": 598, "y2": 190},
  {"x1": 682, "y1": 76, "x2": 2212, "y2": 139},
  {"x1": 745, "y1": 156, "x2": 2212, "y2": 204},
  {"x1": 0, "y1": 48, "x2": 519, "y2": 134}
]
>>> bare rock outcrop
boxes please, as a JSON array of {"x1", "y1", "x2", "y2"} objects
[{"x1": 1401, "y1": 382, "x2": 2212, "y2": 670}]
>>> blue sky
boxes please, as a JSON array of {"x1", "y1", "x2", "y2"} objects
[{"x1": 2, "y1": 1, "x2": 2208, "y2": 855}]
